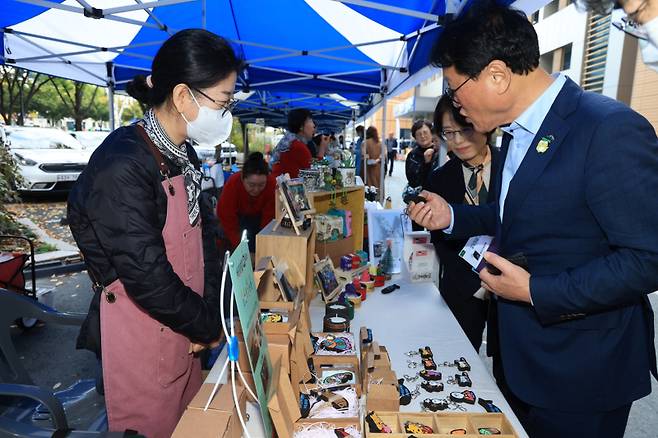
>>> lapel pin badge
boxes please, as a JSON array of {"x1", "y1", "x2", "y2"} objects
[{"x1": 536, "y1": 135, "x2": 554, "y2": 154}]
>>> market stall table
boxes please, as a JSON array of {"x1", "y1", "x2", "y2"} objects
[{"x1": 216, "y1": 273, "x2": 529, "y2": 437}]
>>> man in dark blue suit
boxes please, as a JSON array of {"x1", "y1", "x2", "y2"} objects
[{"x1": 409, "y1": 2, "x2": 658, "y2": 437}]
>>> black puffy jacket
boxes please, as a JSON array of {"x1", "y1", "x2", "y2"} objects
[
  {"x1": 405, "y1": 144, "x2": 439, "y2": 189},
  {"x1": 68, "y1": 125, "x2": 221, "y2": 357}
]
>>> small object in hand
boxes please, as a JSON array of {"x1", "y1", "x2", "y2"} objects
[
  {"x1": 456, "y1": 371, "x2": 472, "y2": 387},
  {"x1": 403, "y1": 193, "x2": 427, "y2": 204},
  {"x1": 422, "y1": 357, "x2": 437, "y2": 370},
  {"x1": 418, "y1": 346, "x2": 433, "y2": 358},
  {"x1": 486, "y1": 252, "x2": 529, "y2": 275},
  {"x1": 381, "y1": 283, "x2": 400, "y2": 294},
  {"x1": 421, "y1": 381, "x2": 444, "y2": 393},
  {"x1": 478, "y1": 427, "x2": 502, "y2": 435},
  {"x1": 454, "y1": 356, "x2": 470, "y2": 371},
  {"x1": 366, "y1": 411, "x2": 392, "y2": 433},
  {"x1": 419, "y1": 369, "x2": 442, "y2": 381}
]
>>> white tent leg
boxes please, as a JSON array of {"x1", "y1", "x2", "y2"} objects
[
  {"x1": 108, "y1": 85, "x2": 115, "y2": 131},
  {"x1": 380, "y1": 95, "x2": 387, "y2": 202}
]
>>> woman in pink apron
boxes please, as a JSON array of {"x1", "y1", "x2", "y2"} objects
[{"x1": 67, "y1": 29, "x2": 242, "y2": 438}]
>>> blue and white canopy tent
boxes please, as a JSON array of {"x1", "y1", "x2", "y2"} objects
[{"x1": 1, "y1": 0, "x2": 549, "y2": 186}]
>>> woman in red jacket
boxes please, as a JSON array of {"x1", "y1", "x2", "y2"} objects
[
  {"x1": 217, "y1": 152, "x2": 275, "y2": 252},
  {"x1": 270, "y1": 108, "x2": 314, "y2": 178}
]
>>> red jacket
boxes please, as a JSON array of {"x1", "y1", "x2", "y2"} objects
[
  {"x1": 217, "y1": 171, "x2": 276, "y2": 249},
  {"x1": 271, "y1": 139, "x2": 312, "y2": 179}
]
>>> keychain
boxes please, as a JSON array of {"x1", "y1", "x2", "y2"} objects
[
  {"x1": 478, "y1": 427, "x2": 502, "y2": 435},
  {"x1": 422, "y1": 357, "x2": 437, "y2": 370},
  {"x1": 398, "y1": 378, "x2": 412, "y2": 405},
  {"x1": 404, "y1": 374, "x2": 419, "y2": 382},
  {"x1": 418, "y1": 346, "x2": 433, "y2": 359},
  {"x1": 422, "y1": 398, "x2": 449, "y2": 412},
  {"x1": 421, "y1": 381, "x2": 444, "y2": 393},
  {"x1": 479, "y1": 398, "x2": 502, "y2": 413},
  {"x1": 455, "y1": 371, "x2": 472, "y2": 387},
  {"x1": 366, "y1": 411, "x2": 392, "y2": 433},
  {"x1": 419, "y1": 370, "x2": 442, "y2": 381},
  {"x1": 454, "y1": 356, "x2": 471, "y2": 371},
  {"x1": 407, "y1": 360, "x2": 420, "y2": 369},
  {"x1": 405, "y1": 350, "x2": 420, "y2": 357}
]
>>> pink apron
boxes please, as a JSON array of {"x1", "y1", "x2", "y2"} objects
[{"x1": 100, "y1": 174, "x2": 205, "y2": 438}]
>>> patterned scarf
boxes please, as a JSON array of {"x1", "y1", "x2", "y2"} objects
[
  {"x1": 270, "y1": 132, "x2": 307, "y2": 166},
  {"x1": 141, "y1": 108, "x2": 202, "y2": 226}
]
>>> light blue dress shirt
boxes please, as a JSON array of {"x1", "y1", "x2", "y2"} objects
[
  {"x1": 498, "y1": 74, "x2": 567, "y2": 221},
  {"x1": 443, "y1": 73, "x2": 567, "y2": 232}
]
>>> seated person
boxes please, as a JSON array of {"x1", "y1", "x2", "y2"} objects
[
  {"x1": 271, "y1": 108, "x2": 314, "y2": 178},
  {"x1": 217, "y1": 152, "x2": 275, "y2": 252}
]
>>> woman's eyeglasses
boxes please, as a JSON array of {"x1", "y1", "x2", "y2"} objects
[
  {"x1": 440, "y1": 127, "x2": 475, "y2": 141},
  {"x1": 191, "y1": 87, "x2": 239, "y2": 116}
]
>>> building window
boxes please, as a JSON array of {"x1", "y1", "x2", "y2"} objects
[
  {"x1": 543, "y1": 0, "x2": 560, "y2": 18},
  {"x1": 531, "y1": 11, "x2": 540, "y2": 24},
  {"x1": 540, "y1": 51, "x2": 555, "y2": 73},
  {"x1": 561, "y1": 43, "x2": 572, "y2": 70}
]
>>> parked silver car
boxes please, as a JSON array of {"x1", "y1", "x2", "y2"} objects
[{"x1": 5, "y1": 127, "x2": 91, "y2": 192}]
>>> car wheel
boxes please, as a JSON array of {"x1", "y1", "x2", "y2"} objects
[{"x1": 16, "y1": 317, "x2": 38, "y2": 330}]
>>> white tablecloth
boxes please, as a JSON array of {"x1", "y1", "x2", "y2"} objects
[{"x1": 234, "y1": 274, "x2": 529, "y2": 437}]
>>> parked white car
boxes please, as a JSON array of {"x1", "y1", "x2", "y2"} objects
[
  {"x1": 5, "y1": 127, "x2": 91, "y2": 192},
  {"x1": 73, "y1": 130, "x2": 110, "y2": 151},
  {"x1": 191, "y1": 141, "x2": 237, "y2": 165}
]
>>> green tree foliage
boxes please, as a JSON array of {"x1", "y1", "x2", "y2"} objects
[
  {"x1": 121, "y1": 99, "x2": 144, "y2": 123},
  {"x1": 0, "y1": 66, "x2": 51, "y2": 125},
  {"x1": 32, "y1": 78, "x2": 108, "y2": 130},
  {"x1": 0, "y1": 132, "x2": 25, "y2": 235}
]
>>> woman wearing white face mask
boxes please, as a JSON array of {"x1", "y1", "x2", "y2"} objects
[{"x1": 67, "y1": 29, "x2": 242, "y2": 438}]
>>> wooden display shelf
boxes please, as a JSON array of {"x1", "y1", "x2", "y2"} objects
[
  {"x1": 276, "y1": 185, "x2": 365, "y2": 254},
  {"x1": 365, "y1": 412, "x2": 519, "y2": 437},
  {"x1": 256, "y1": 220, "x2": 316, "y2": 303}
]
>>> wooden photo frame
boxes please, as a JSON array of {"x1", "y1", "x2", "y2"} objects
[{"x1": 313, "y1": 257, "x2": 342, "y2": 302}]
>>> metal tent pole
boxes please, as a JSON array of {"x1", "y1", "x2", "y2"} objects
[{"x1": 380, "y1": 96, "x2": 387, "y2": 202}]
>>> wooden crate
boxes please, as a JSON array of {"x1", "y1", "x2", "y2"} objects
[{"x1": 256, "y1": 220, "x2": 316, "y2": 303}]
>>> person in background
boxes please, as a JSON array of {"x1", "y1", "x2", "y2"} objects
[
  {"x1": 405, "y1": 120, "x2": 437, "y2": 230},
  {"x1": 217, "y1": 152, "x2": 275, "y2": 253},
  {"x1": 354, "y1": 125, "x2": 365, "y2": 179},
  {"x1": 271, "y1": 108, "x2": 314, "y2": 178},
  {"x1": 405, "y1": 120, "x2": 436, "y2": 189},
  {"x1": 579, "y1": 0, "x2": 658, "y2": 71},
  {"x1": 365, "y1": 126, "x2": 382, "y2": 190},
  {"x1": 67, "y1": 29, "x2": 240, "y2": 438},
  {"x1": 426, "y1": 94, "x2": 499, "y2": 352},
  {"x1": 384, "y1": 132, "x2": 398, "y2": 176},
  {"x1": 312, "y1": 133, "x2": 330, "y2": 159},
  {"x1": 338, "y1": 134, "x2": 345, "y2": 149}
]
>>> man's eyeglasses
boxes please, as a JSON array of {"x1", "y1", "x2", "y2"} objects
[
  {"x1": 191, "y1": 86, "x2": 239, "y2": 116},
  {"x1": 612, "y1": 0, "x2": 649, "y2": 40},
  {"x1": 445, "y1": 77, "x2": 472, "y2": 104},
  {"x1": 440, "y1": 127, "x2": 475, "y2": 141}
]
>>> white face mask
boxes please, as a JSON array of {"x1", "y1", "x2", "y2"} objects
[
  {"x1": 640, "y1": 16, "x2": 658, "y2": 72},
  {"x1": 180, "y1": 89, "x2": 233, "y2": 145}
]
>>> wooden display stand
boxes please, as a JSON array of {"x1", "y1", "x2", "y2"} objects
[
  {"x1": 256, "y1": 219, "x2": 316, "y2": 303},
  {"x1": 276, "y1": 185, "x2": 365, "y2": 264}
]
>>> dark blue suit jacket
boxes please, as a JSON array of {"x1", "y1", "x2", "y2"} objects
[{"x1": 450, "y1": 78, "x2": 658, "y2": 412}]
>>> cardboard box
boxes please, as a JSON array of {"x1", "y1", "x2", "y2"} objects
[
  {"x1": 254, "y1": 256, "x2": 280, "y2": 301},
  {"x1": 172, "y1": 382, "x2": 246, "y2": 438},
  {"x1": 260, "y1": 300, "x2": 300, "y2": 338},
  {"x1": 366, "y1": 382, "x2": 400, "y2": 412},
  {"x1": 266, "y1": 333, "x2": 291, "y2": 375}
]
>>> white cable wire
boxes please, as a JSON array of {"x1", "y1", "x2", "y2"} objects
[
  {"x1": 204, "y1": 251, "x2": 232, "y2": 411},
  {"x1": 232, "y1": 360, "x2": 252, "y2": 438}
]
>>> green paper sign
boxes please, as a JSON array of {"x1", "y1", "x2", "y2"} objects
[{"x1": 228, "y1": 239, "x2": 273, "y2": 437}]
